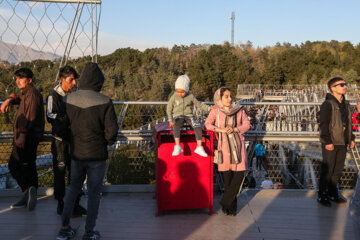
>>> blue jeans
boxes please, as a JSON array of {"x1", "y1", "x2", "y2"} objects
[
  {"x1": 350, "y1": 173, "x2": 360, "y2": 240},
  {"x1": 62, "y1": 160, "x2": 106, "y2": 232}
]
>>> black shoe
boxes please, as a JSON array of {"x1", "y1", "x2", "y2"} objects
[
  {"x1": 317, "y1": 195, "x2": 331, "y2": 207},
  {"x1": 221, "y1": 206, "x2": 236, "y2": 216},
  {"x1": 329, "y1": 194, "x2": 347, "y2": 203},
  {"x1": 27, "y1": 186, "x2": 37, "y2": 211},
  {"x1": 221, "y1": 206, "x2": 229, "y2": 215},
  {"x1": 10, "y1": 192, "x2": 27, "y2": 209},
  {"x1": 57, "y1": 200, "x2": 64, "y2": 215},
  {"x1": 227, "y1": 210, "x2": 237, "y2": 216},
  {"x1": 72, "y1": 204, "x2": 87, "y2": 217},
  {"x1": 57, "y1": 226, "x2": 77, "y2": 240},
  {"x1": 82, "y1": 230, "x2": 100, "y2": 240}
]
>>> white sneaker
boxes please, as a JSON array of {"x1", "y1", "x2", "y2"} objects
[
  {"x1": 194, "y1": 146, "x2": 208, "y2": 157},
  {"x1": 172, "y1": 145, "x2": 183, "y2": 156}
]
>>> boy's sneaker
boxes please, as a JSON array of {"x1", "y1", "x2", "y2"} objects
[
  {"x1": 194, "y1": 146, "x2": 208, "y2": 157},
  {"x1": 82, "y1": 230, "x2": 101, "y2": 240},
  {"x1": 10, "y1": 193, "x2": 27, "y2": 209},
  {"x1": 172, "y1": 145, "x2": 183, "y2": 156},
  {"x1": 56, "y1": 226, "x2": 77, "y2": 240},
  {"x1": 27, "y1": 186, "x2": 37, "y2": 211}
]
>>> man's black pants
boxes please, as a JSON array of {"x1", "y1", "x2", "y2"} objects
[
  {"x1": 256, "y1": 155, "x2": 264, "y2": 170},
  {"x1": 319, "y1": 145, "x2": 347, "y2": 197},
  {"x1": 52, "y1": 138, "x2": 71, "y2": 201},
  {"x1": 8, "y1": 137, "x2": 39, "y2": 192}
]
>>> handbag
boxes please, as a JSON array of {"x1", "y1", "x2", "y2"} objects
[
  {"x1": 214, "y1": 111, "x2": 223, "y2": 164},
  {"x1": 214, "y1": 149, "x2": 222, "y2": 164}
]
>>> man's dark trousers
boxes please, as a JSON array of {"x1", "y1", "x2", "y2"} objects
[
  {"x1": 319, "y1": 145, "x2": 347, "y2": 197},
  {"x1": 8, "y1": 137, "x2": 39, "y2": 191},
  {"x1": 52, "y1": 138, "x2": 71, "y2": 200}
]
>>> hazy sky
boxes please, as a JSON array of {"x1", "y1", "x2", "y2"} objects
[
  {"x1": 98, "y1": 0, "x2": 360, "y2": 54},
  {"x1": 1, "y1": 0, "x2": 359, "y2": 57}
]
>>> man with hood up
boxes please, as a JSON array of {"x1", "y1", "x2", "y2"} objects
[
  {"x1": 57, "y1": 62, "x2": 118, "y2": 240},
  {"x1": 318, "y1": 77, "x2": 355, "y2": 207}
]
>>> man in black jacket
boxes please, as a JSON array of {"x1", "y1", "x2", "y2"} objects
[
  {"x1": 319, "y1": 77, "x2": 355, "y2": 206},
  {"x1": 57, "y1": 62, "x2": 118, "y2": 240},
  {"x1": 47, "y1": 65, "x2": 86, "y2": 216}
]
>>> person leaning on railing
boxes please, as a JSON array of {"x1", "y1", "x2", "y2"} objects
[{"x1": 0, "y1": 67, "x2": 44, "y2": 211}]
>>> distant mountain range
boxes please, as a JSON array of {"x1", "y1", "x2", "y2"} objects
[{"x1": 0, "y1": 40, "x2": 60, "y2": 64}]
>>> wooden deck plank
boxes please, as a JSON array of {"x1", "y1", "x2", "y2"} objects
[{"x1": 0, "y1": 190, "x2": 355, "y2": 240}]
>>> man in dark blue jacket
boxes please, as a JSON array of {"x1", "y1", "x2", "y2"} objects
[{"x1": 57, "y1": 62, "x2": 118, "y2": 240}]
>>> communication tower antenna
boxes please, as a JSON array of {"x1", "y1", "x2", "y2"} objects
[{"x1": 230, "y1": 12, "x2": 235, "y2": 46}]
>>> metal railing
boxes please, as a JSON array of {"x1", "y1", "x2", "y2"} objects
[{"x1": 0, "y1": 101, "x2": 359, "y2": 190}]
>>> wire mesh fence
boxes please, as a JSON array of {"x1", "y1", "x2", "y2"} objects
[
  {"x1": 0, "y1": 0, "x2": 101, "y2": 100},
  {"x1": 116, "y1": 102, "x2": 168, "y2": 130},
  {"x1": 0, "y1": 0, "x2": 100, "y2": 63}
]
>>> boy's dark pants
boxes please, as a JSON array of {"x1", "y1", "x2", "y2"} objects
[{"x1": 173, "y1": 116, "x2": 202, "y2": 141}]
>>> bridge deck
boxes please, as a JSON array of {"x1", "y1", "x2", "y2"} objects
[{"x1": 0, "y1": 190, "x2": 355, "y2": 240}]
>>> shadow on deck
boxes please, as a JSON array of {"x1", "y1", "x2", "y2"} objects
[{"x1": 0, "y1": 189, "x2": 355, "y2": 240}]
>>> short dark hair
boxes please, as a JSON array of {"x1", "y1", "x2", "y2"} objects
[
  {"x1": 14, "y1": 68, "x2": 33, "y2": 79},
  {"x1": 327, "y1": 77, "x2": 344, "y2": 91},
  {"x1": 220, "y1": 87, "x2": 231, "y2": 98},
  {"x1": 59, "y1": 65, "x2": 79, "y2": 79}
]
